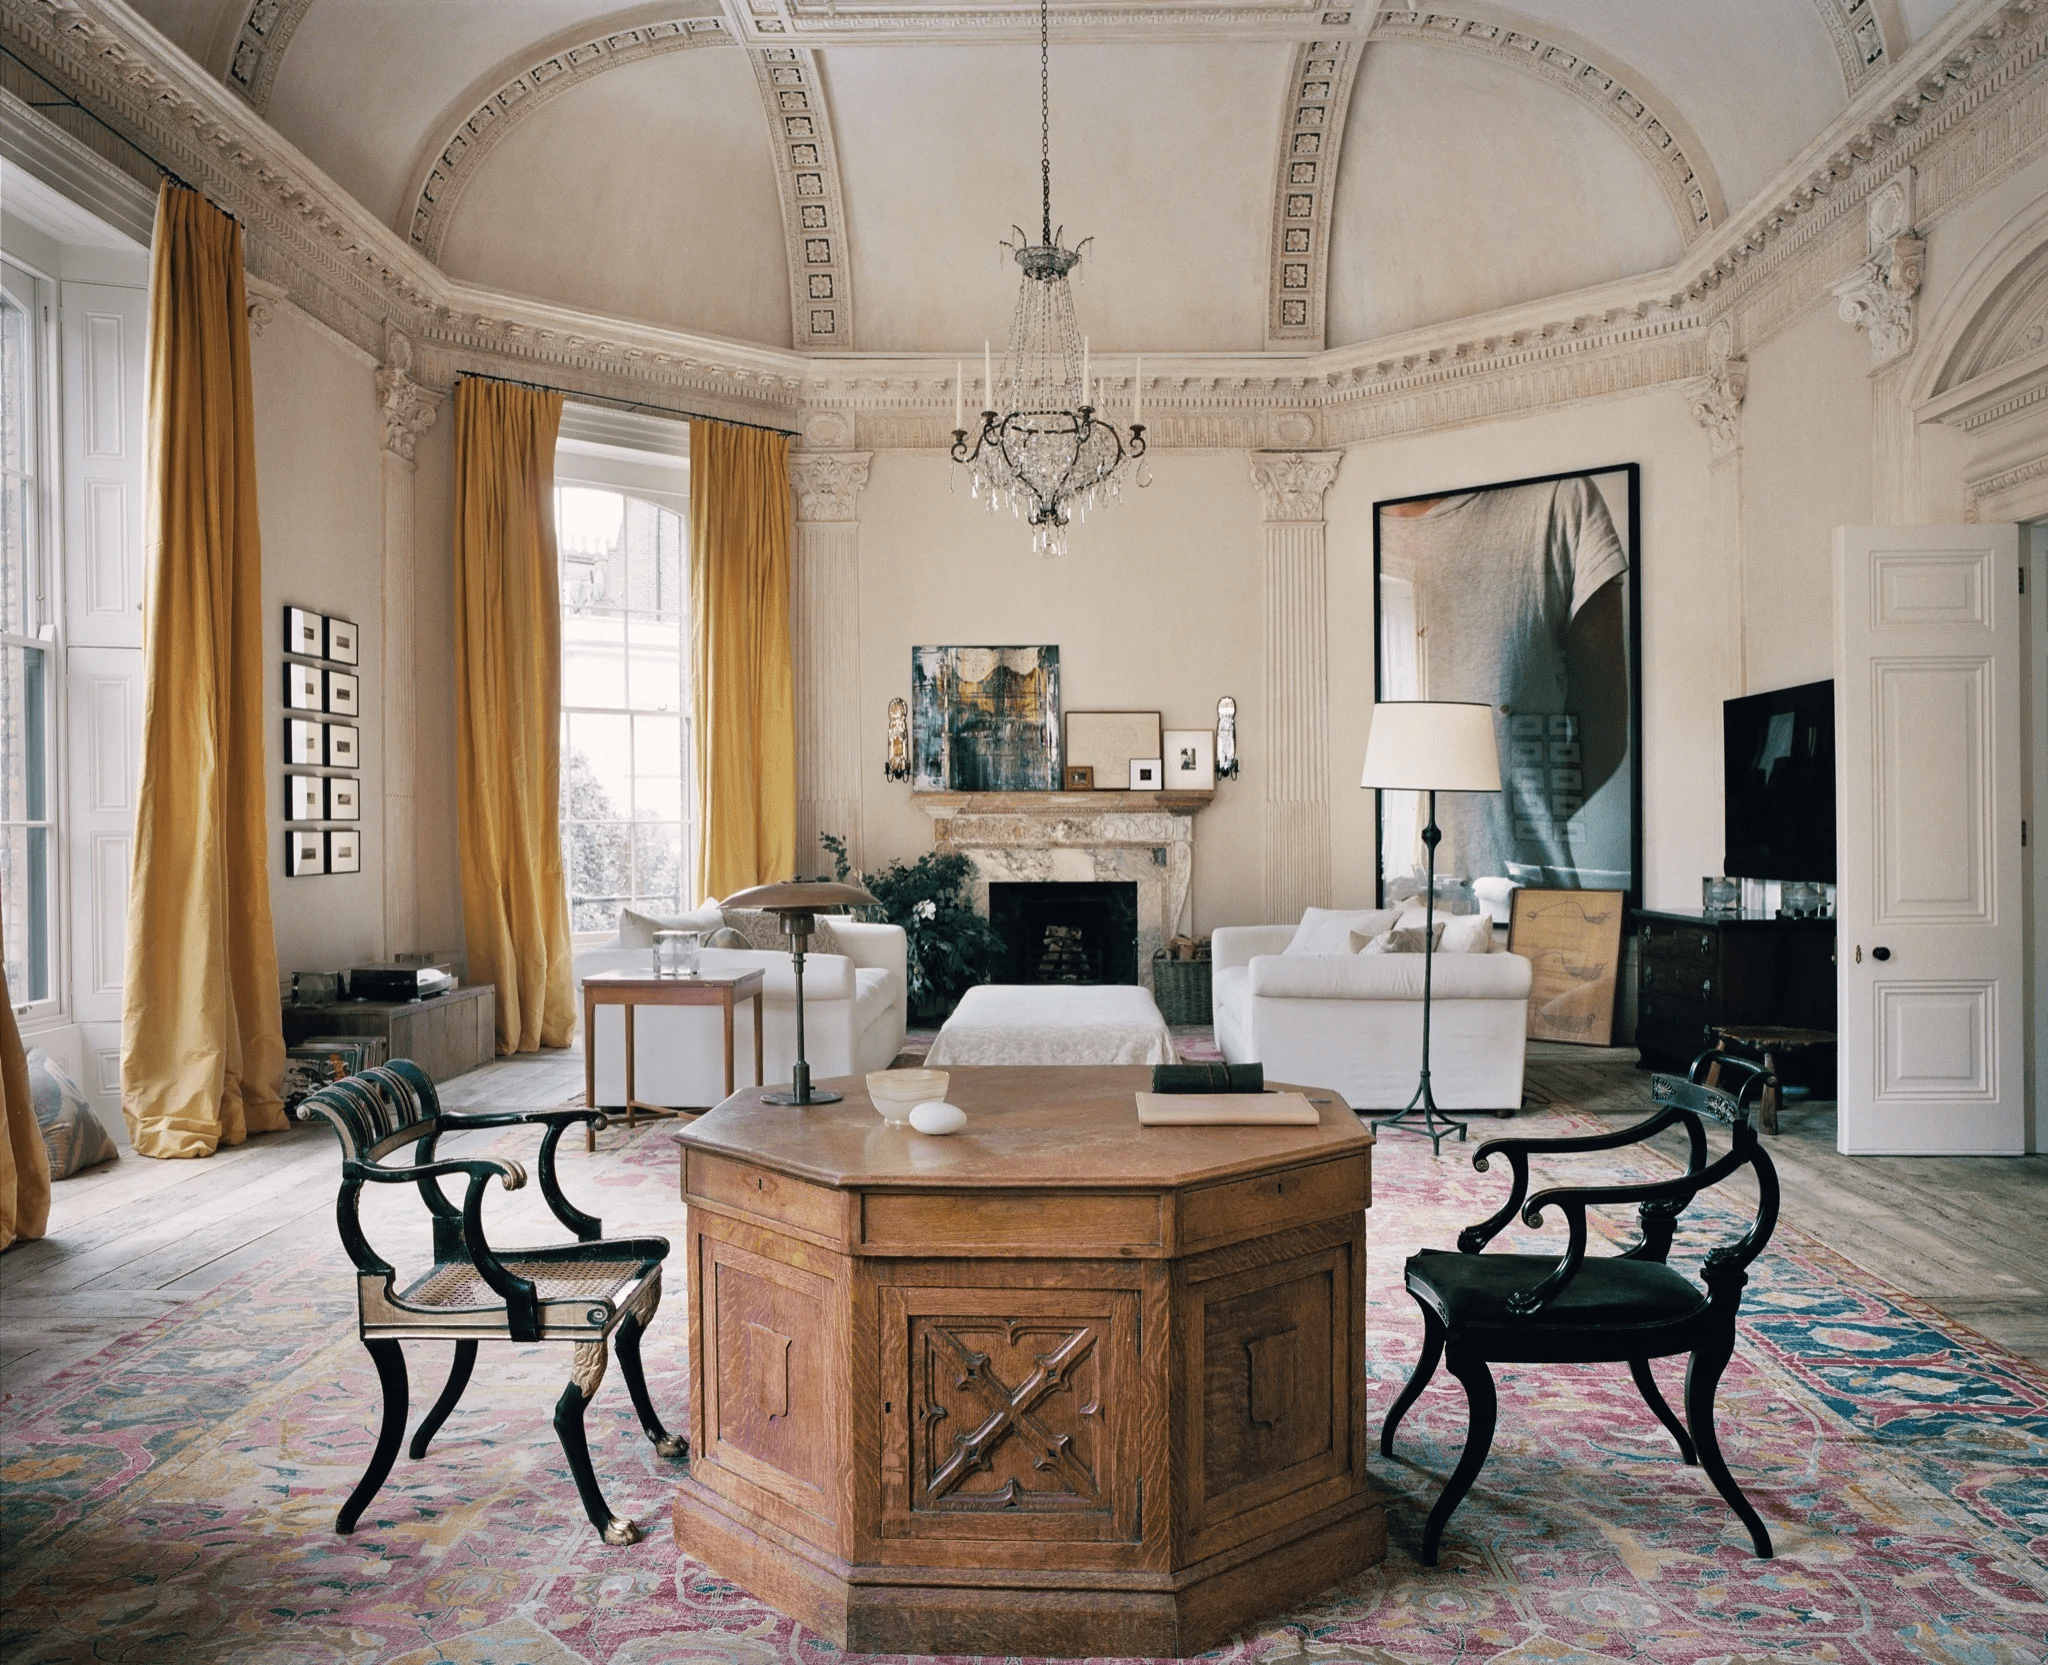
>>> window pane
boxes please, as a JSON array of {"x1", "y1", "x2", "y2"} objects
[
  {"x1": 561, "y1": 610, "x2": 626, "y2": 709},
  {"x1": 562, "y1": 821, "x2": 631, "y2": 933},
  {"x1": 0, "y1": 643, "x2": 45, "y2": 824},
  {"x1": 0, "y1": 823, "x2": 49, "y2": 1002},
  {"x1": 0, "y1": 294, "x2": 28, "y2": 479},
  {"x1": 632, "y1": 822, "x2": 683, "y2": 913},
  {"x1": 564, "y1": 712, "x2": 633, "y2": 818},
  {"x1": 626, "y1": 616, "x2": 682, "y2": 712},
  {"x1": 0, "y1": 471, "x2": 32, "y2": 640}
]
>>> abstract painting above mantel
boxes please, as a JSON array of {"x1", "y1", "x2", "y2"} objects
[
  {"x1": 911, "y1": 645, "x2": 1060, "y2": 792},
  {"x1": 1375, "y1": 464, "x2": 1640, "y2": 906}
]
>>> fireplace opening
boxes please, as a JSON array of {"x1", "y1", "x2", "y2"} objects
[{"x1": 987, "y1": 881, "x2": 1139, "y2": 986}]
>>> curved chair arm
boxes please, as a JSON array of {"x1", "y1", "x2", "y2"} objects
[
  {"x1": 439, "y1": 1107, "x2": 610, "y2": 1242},
  {"x1": 350, "y1": 1156, "x2": 545, "y2": 1339},
  {"x1": 1459, "y1": 1106, "x2": 1705, "y2": 1253}
]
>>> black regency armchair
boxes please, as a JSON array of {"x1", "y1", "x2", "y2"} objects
[
  {"x1": 295, "y1": 1061, "x2": 685, "y2": 1545},
  {"x1": 1381, "y1": 1053, "x2": 1781, "y2": 1564}
]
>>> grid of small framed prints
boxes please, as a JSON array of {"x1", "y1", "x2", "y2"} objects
[{"x1": 283, "y1": 605, "x2": 363, "y2": 878}]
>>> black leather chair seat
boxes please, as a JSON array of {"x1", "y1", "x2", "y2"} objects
[{"x1": 1407, "y1": 1246, "x2": 1708, "y2": 1341}]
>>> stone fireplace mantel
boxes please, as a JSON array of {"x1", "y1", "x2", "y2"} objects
[{"x1": 912, "y1": 791, "x2": 1217, "y2": 989}]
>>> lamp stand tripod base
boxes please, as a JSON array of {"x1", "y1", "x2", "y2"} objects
[
  {"x1": 764, "y1": 1063, "x2": 841, "y2": 1108},
  {"x1": 1370, "y1": 1071, "x2": 1467, "y2": 1154}
]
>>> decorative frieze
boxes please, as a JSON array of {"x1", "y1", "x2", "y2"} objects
[
  {"x1": 1810, "y1": 0, "x2": 1890, "y2": 92},
  {"x1": 1265, "y1": 38, "x2": 1362, "y2": 349},
  {"x1": 223, "y1": 0, "x2": 315, "y2": 114},
  {"x1": 1831, "y1": 170, "x2": 1924, "y2": 366},
  {"x1": 748, "y1": 47, "x2": 856, "y2": 349}
]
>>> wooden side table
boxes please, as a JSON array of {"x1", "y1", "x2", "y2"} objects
[
  {"x1": 582, "y1": 970, "x2": 766, "y2": 1150},
  {"x1": 1708, "y1": 1024, "x2": 1836, "y2": 1135}
]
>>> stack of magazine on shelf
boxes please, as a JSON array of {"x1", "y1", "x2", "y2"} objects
[{"x1": 283, "y1": 1035, "x2": 390, "y2": 1106}]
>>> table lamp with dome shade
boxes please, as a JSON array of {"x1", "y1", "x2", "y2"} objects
[
  {"x1": 722, "y1": 880, "x2": 880, "y2": 1105},
  {"x1": 1358, "y1": 700, "x2": 1503, "y2": 1152}
]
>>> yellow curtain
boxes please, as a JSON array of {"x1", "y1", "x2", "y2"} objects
[
  {"x1": 690, "y1": 421, "x2": 795, "y2": 901},
  {"x1": 454, "y1": 378, "x2": 574, "y2": 1055},
  {"x1": 0, "y1": 943, "x2": 52, "y2": 1251},
  {"x1": 121, "y1": 183, "x2": 286, "y2": 1159}
]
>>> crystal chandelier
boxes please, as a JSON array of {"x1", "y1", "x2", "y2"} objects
[{"x1": 951, "y1": 0, "x2": 1147, "y2": 558}]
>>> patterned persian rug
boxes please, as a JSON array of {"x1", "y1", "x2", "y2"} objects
[{"x1": 3, "y1": 1106, "x2": 2044, "y2": 1665}]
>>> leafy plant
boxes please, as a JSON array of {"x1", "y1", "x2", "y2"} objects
[{"x1": 820, "y1": 833, "x2": 1001, "y2": 1015}]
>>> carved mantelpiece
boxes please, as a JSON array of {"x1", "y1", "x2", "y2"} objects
[{"x1": 913, "y1": 792, "x2": 1216, "y2": 986}]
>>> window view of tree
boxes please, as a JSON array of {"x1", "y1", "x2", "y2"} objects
[
  {"x1": 557, "y1": 484, "x2": 689, "y2": 932},
  {"x1": 0, "y1": 270, "x2": 52, "y2": 1002}
]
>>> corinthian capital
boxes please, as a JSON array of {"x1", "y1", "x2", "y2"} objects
[
  {"x1": 790, "y1": 451, "x2": 871, "y2": 522},
  {"x1": 1831, "y1": 170, "x2": 1924, "y2": 368},
  {"x1": 1249, "y1": 451, "x2": 1342, "y2": 521},
  {"x1": 375, "y1": 329, "x2": 439, "y2": 463}
]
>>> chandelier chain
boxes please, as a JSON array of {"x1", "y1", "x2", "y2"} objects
[{"x1": 1039, "y1": 0, "x2": 1052, "y2": 248}]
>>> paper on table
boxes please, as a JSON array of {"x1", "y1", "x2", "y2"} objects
[{"x1": 1136, "y1": 1091, "x2": 1320, "y2": 1126}]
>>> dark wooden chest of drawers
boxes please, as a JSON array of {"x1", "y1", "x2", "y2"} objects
[{"x1": 1631, "y1": 910, "x2": 1835, "y2": 1067}]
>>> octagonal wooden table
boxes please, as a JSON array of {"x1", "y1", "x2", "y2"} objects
[{"x1": 672, "y1": 1065, "x2": 1383, "y2": 1657}]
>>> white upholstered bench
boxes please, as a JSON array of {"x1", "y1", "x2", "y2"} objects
[{"x1": 924, "y1": 984, "x2": 1177, "y2": 1067}]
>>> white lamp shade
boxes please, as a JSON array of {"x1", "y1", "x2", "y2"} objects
[{"x1": 1361, "y1": 701, "x2": 1502, "y2": 793}]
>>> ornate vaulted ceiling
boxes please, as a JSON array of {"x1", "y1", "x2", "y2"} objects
[{"x1": 118, "y1": 0, "x2": 1966, "y2": 355}]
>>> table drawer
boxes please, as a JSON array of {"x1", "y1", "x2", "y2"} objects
[
  {"x1": 1638, "y1": 960, "x2": 1719, "y2": 1004},
  {"x1": 1180, "y1": 1155, "x2": 1368, "y2": 1251},
  {"x1": 688, "y1": 1151, "x2": 846, "y2": 1242},
  {"x1": 860, "y1": 1190, "x2": 1162, "y2": 1255}
]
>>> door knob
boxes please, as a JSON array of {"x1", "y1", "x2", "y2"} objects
[{"x1": 1872, "y1": 946, "x2": 1892, "y2": 961}]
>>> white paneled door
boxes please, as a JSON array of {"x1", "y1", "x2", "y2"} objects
[
  {"x1": 60, "y1": 280, "x2": 146, "y2": 1116},
  {"x1": 1834, "y1": 524, "x2": 2025, "y2": 1155}
]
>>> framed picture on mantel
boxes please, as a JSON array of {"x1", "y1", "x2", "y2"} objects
[{"x1": 910, "y1": 645, "x2": 1061, "y2": 792}]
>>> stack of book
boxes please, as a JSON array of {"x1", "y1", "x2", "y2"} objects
[{"x1": 283, "y1": 1035, "x2": 390, "y2": 1106}]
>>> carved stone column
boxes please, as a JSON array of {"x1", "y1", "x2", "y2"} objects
[
  {"x1": 1250, "y1": 451, "x2": 1340, "y2": 922},
  {"x1": 790, "y1": 451, "x2": 870, "y2": 874},
  {"x1": 375, "y1": 328, "x2": 440, "y2": 953},
  {"x1": 1690, "y1": 315, "x2": 1750, "y2": 692}
]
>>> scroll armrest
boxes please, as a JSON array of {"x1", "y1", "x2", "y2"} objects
[
  {"x1": 349, "y1": 1156, "x2": 544, "y2": 1338},
  {"x1": 1471, "y1": 1105, "x2": 1692, "y2": 1167},
  {"x1": 439, "y1": 1107, "x2": 607, "y2": 1131},
  {"x1": 436, "y1": 1109, "x2": 608, "y2": 1241}
]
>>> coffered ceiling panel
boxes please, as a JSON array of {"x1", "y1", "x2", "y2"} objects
[
  {"x1": 1326, "y1": 41, "x2": 1683, "y2": 347},
  {"x1": 436, "y1": 46, "x2": 793, "y2": 347},
  {"x1": 826, "y1": 40, "x2": 1284, "y2": 354},
  {"x1": 262, "y1": 0, "x2": 675, "y2": 228}
]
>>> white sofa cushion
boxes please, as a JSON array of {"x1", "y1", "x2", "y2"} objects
[
  {"x1": 1248, "y1": 951, "x2": 1531, "y2": 1001},
  {"x1": 617, "y1": 899, "x2": 726, "y2": 949},
  {"x1": 852, "y1": 966, "x2": 894, "y2": 1035},
  {"x1": 1284, "y1": 907, "x2": 1400, "y2": 956}
]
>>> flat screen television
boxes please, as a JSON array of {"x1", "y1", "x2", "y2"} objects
[{"x1": 1723, "y1": 679, "x2": 1835, "y2": 881}]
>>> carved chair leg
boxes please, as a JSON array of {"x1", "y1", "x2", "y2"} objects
[
  {"x1": 1685, "y1": 1336, "x2": 1774, "y2": 1559},
  {"x1": 1420, "y1": 1349, "x2": 1498, "y2": 1567},
  {"x1": 554, "y1": 1340, "x2": 642, "y2": 1545},
  {"x1": 1628, "y1": 1356, "x2": 1697, "y2": 1465},
  {"x1": 615, "y1": 1309, "x2": 687, "y2": 1460},
  {"x1": 338, "y1": 1338, "x2": 408, "y2": 1534},
  {"x1": 409, "y1": 1340, "x2": 477, "y2": 1461},
  {"x1": 1381, "y1": 1303, "x2": 1446, "y2": 1457}
]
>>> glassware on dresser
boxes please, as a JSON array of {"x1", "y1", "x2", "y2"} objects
[{"x1": 1702, "y1": 876, "x2": 1741, "y2": 915}]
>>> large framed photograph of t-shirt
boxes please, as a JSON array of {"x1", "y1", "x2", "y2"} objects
[{"x1": 1372, "y1": 463, "x2": 1640, "y2": 914}]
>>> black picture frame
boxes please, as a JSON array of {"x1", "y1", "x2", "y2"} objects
[{"x1": 1371, "y1": 462, "x2": 1642, "y2": 912}]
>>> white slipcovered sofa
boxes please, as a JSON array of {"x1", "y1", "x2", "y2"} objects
[
  {"x1": 1212, "y1": 910, "x2": 1532, "y2": 1113},
  {"x1": 573, "y1": 920, "x2": 907, "y2": 1110}
]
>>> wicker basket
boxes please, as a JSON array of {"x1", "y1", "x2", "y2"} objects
[{"x1": 1151, "y1": 952, "x2": 1213, "y2": 1025}]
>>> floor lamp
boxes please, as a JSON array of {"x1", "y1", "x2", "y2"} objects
[
  {"x1": 722, "y1": 880, "x2": 879, "y2": 1106},
  {"x1": 1360, "y1": 701, "x2": 1503, "y2": 1153}
]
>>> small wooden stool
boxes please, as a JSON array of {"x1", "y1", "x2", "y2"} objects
[{"x1": 1707, "y1": 1024, "x2": 1835, "y2": 1134}]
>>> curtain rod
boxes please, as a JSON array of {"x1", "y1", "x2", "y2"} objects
[{"x1": 457, "y1": 372, "x2": 801, "y2": 439}]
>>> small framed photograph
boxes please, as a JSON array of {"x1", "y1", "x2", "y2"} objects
[
  {"x1": 287, "y1": 827, "x2": 325, "y2": 876},
  {"x1": 284, "y1": 662, "x2": 323, "y2": 710},
  {"x1": 1129, "y1": 757, "x2": 1163, "y2": 790},
  {"x1": 327, "y1": 828, "x2": 361, "y2": 874},
  {"x1": 325, "y1": 775, "x2": 360, "y2": 821},
  {"x1": 325, "y1": 723, "x2": 359, "y2": 768},
  {"x1": 1065, "y1": 711, "x2": 1161, "y2": 785},
  {"x1": 325, "y1": 670, "x2": 360, "y2": 718},
  {"x1": 1164, "y1": 728, "x2": 1216, "y2": 790},
  {"x1": 1063, "y1": 764, "x2": 1095, "y2": 791},
  {"x1": 325, "y1": 616, "x2": 359, "y2": 666},
  {"x1": 284, "y1": 606, "x2": 325, "y2": 658},
  {"x1": 287, "y1": 719, "x2": 324, "y2": 766},
  {"x1": 286, "y1": 774, "x2": 324, "y2": 821}
]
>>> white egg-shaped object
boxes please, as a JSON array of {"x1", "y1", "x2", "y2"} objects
[{"x1": 908, "y1": 1100, "x2": 967, "y2": 1136}]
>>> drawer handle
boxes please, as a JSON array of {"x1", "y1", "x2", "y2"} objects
[{"x1": 1697, "y1": 936, "x2": 1712, "y2": 955}]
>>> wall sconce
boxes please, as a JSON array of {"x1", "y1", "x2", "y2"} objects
[
  {"x1": 884, "y1": 697, "x2": 910, "y2": 782},
  {"x1": 1216, "y1": 695, "x2": 1240, "y2": 780}
]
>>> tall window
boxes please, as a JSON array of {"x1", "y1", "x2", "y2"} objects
[
  {"x1": 557, "y1": 484, "x2": 690, "y2": 931},
  {"x1": 0, "y1": 264, "x2": 53, "y2": 1004}
]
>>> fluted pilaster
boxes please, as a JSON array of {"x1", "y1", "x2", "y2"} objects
[{"x1": 790, "y1": 451, "x2": 870, "y2": 873}]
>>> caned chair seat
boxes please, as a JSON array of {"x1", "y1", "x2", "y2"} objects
[
  {"x1": 296, "y1": 1062, "x2": 685, "y2": 1545},
  {"x1": 1382, "y1": 1052, "x2": 1781, "y2": 1565}
]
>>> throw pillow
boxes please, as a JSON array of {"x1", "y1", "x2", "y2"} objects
[
  {"x1": 1438, "y1": 913, "x2": 1499, "y2": 954},
  {"x1": 1354, "y1": 923, "x2": 1445, "y2": 955},
  {"x1": 1284, "y1": 907, "x2": 1400, "y2": 957},
  {"x1": 26, "y1": 1047, "x2": 118, "y2": 1178},
  {"x1": 722, "y1": 907, "x2": 846, "y2": 958},
  {"x1": 617, "y1": 899, "x2": 725, "y2": 950}
]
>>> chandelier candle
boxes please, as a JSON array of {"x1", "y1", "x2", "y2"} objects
[{"x1": 951, "y1": 0, "x2": 1147, "y2": 557}]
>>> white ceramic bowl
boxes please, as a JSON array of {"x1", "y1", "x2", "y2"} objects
[{"x1": 866, "y1": 1068, "x2": 949, "y2": 1126}]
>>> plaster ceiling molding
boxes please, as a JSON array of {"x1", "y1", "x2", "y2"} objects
[
  {"x1": 1829, "y1": 167, "x2": 1924, "y2": 365},
  {"x1": 399, "y1": 13, "x2": 732, "y2": 264},
  {"x1": 1814, "y1": 0, "x2": 1896, "y2": 89},
  {"x1": 1364, "y1": 8, "x2": 1726, "y2": 248},
  {"x1": 221, "y1": 0, "x2": 313, "y2": 114},
  {"x1": 1264, "y1": 36, "x2": 1362, "y2": 349},
  {"x1": 715, "y1": 0, "x2": 1361, "y2": 47},
  {"x1": 748, "y1": 46, "x2": 854, "y2": 348},
  {"x1": 1688, "y1": 313, "x2": 1748, "y2": 458}
]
